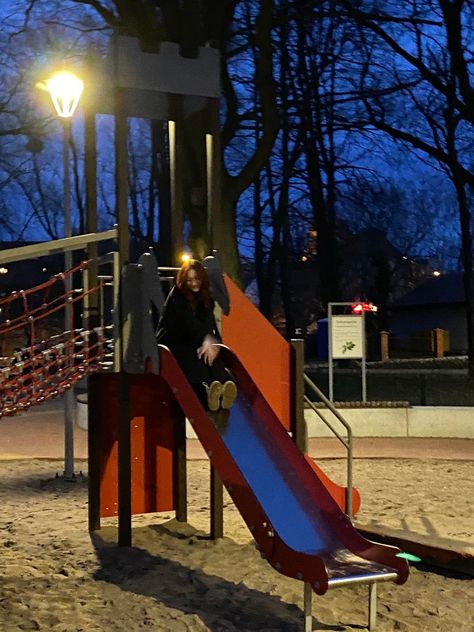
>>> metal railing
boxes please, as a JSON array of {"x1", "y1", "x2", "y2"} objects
[
  {"x1": 0, "y1": 229, "x2": 117, "y2": 265},
  {"x1": 303, "y1": 373, "x2": 354, "y2": 520}
]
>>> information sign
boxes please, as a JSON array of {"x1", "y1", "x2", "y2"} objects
[{"x1": 330, "y1": 315, "x2": 363, "y2": 359}]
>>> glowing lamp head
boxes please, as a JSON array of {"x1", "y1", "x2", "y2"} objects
[
  {"x1": 180, "y1": 253, "x2": 191, "y2": 265},
  {"x1": 46, "y1": 71, "x2": 83, "y2": 118}
]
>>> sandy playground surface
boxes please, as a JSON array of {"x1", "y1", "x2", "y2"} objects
[{"x1": 0, "y1": 457, "x2": 473, "y2": 631}]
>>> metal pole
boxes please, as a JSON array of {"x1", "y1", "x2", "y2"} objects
[
  {"x1": 112, "y1": 250, "x2": 121, "y2": 372},
  {"x1": 368, "y1": 583, "x2": 377, "y2": 630},
  {"x1": 63, "y1": 117, "x2": 75, "y2": 479},
  {"x1": 168, "y1": 118, "x2": 184, "y2": 264},
  {"x1": 328, "y1": 304, "x2": 334, "y2": 401},
  {"x1": 361, "y1": 311, "x2": 367, "y2": 402},
  {"x1": 206, "y1": 132, "x2": 213, "y2": 253},
  {"x1": 303, "y1": 582, "x2": 313, "y2": 632}
]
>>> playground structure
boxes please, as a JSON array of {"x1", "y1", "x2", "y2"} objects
[
  {"x1": 0, "y1": 230, "x2": 117, "y2": 420},
  {"x1": 0, "y1": 242, "x2": 410, "y2": 629},
  {"x1": 87, "y1": 258, "x2": 409, "y2": 631},
  {"x1": 0, "y1": 36, "x2": 412, "y2": 631}
]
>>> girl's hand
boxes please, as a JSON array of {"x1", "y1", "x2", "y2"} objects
[{"x1": 197, "y1": 335, "x2": 220, "y2": 365}]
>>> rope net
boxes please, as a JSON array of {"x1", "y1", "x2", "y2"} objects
[{"x1": 0, "y1": 259, "x2": 114, "y2": 418}]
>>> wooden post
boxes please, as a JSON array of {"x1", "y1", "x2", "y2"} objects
[
  {"x1": 380, "y1": 331, "x2": 389, "y2": 361},
  {"x1": 206, "y1": 100, "x2": 224, "y2": 538},
  {"x1": 117, "y1": 372, "x2": 131, "y2": 547},
  {"x1": 291, "y1": 339, "x2": 307, "y2": 454},
  {"x1": 210, "y1": 464, "x2": 224, "y2": 539},
  {"x1": 433, "y1": 328, "x2": 447, "y2": 358},
  {"x1": 114, "y1": 34, "x2": 132, "y2": 547},
  {"x1": 173, "y1": 406, "x2": 187, "y2": 522},
  {"x1": 87, "y1": 373, "x2": 101, "y2": 532}
]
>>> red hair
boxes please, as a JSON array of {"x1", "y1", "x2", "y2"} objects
[{"x1": 176, "y1": 259, "x2": 212, "y2": 306}]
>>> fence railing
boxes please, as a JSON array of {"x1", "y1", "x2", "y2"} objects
[{"x1": 378, "y1": 328, "x2": 450, "y2": 360}]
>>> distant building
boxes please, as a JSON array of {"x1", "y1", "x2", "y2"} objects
[{"x1": 389, "y1": 272, "x2": 470, "y2": 353}]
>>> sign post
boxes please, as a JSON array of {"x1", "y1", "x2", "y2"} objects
[{"x1": 328, "y1": 303, "x2": 367, "y2": 402}]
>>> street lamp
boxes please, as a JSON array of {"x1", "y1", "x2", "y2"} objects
[
  {"x1": 46, "y1": 70, "x2": 83, "y2": 480},
  {"x1": 46, "y1": 71, "x2": 83, "y2": 246},
  {"x1": 46, "y1": 71, "x2": 83, "y2": 118}
]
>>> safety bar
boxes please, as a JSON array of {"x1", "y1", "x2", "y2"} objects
[
  {"x1": 303, "y1": 373, "x2": 354, "y2": 520},
  {"x1": 327, "y1": 571, "x2": 397, "y2": 588}
]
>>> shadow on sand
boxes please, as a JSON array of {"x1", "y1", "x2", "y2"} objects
[{"x1": 91, "y1": 519, "x2": 355, "y2": 632}]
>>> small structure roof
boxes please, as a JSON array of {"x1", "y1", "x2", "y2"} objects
[{"x1": 392, "y1": 272, "x2": 468, "y2": 308}]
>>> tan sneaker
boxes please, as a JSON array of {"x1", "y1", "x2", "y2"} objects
[
  {"x1": 205, "y1": 381, "x2": 223, "y2": 411},
  {"x1": 221, "y1": 380, "x2": 237, "y2": 409}
]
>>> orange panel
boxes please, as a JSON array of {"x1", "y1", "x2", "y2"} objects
[
  {"x1": 221, "y1": 275, "x2": 291, "y2": 430},
  {"x1": 304, "y1": 454, "x2": 361, "y2": 515},
  {"x1": 94, "y1": 373, "x2": 175, "y2": 518}
]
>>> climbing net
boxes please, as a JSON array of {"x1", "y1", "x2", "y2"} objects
[{"x1": 0, "y1": 259, "x2": 114, "y2": 417}]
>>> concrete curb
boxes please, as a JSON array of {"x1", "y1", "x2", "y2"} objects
[{"x1": 304, "y1": 406, "x2": 474, "y2": 439}]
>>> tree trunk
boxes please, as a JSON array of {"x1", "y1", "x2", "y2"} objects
[
  {"x1": 215, "y1": 188, "x2": 241, "y2": 283},
  {"x1": 452, "y1": 173, "x2": 474, "y2": 377}
]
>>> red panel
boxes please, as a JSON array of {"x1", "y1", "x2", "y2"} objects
[
  {"x1": 94, "y1": 373, "x2": 175, "y2": 518},
  {"x1": 96, "y1": 374, "x2": 119, "y2": 518},
  {"x1": 221, "y1": 275, "x2": 291, "y2": 430}
]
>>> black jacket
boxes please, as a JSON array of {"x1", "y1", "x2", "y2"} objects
[{"x1": 156, "y1": 285, "x2": 223, "y2": 383}]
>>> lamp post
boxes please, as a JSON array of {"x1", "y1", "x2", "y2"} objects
[{"x1": 46, "y1": 70, "x2": 83, "y2": 479}]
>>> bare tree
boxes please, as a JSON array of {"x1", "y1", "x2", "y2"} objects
[{"x1": 336, "y1": 0, "x2": 474, "y2": 373}]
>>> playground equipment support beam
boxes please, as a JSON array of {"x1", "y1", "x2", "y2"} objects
[
  {"x1": 205, "y1": 98, "x2": 221, "y2": 254},
  {"x1": 291, "y1": 338, "x2": 307, "y2": 454},
  {"x1": 114, "y1": 33, "x2": 132, "y2": 546},
  {"x1": 169, "y1": 114, "x2": 184, "y2": 264},
  {"x1": 87, "y1": 374, "x2": 101, "y2": 532},
  {"x1": 0, "y1": 229, "x2": 117, "y2": 265},
  {"x1": 174, "y1": 406, "x2": 187, "y2": 523},
  {"x1": 210, "y1": 465, "x2": 224, "y2": 539}
]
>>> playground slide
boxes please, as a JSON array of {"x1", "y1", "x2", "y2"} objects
[
  {"x1": 220, "y1": 273, "x2": 361, "y2": 515},
  {"x1": 158, "y1": 344, "x2": 409, "y2": 594}
]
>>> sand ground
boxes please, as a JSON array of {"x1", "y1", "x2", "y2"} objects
[{"x1": 1, "y1": 454, "x2": 473, "y2": 632}]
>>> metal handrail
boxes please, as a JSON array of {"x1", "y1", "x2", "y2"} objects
[
  {"x1": 304, "y1": 373, "x2": 354, "y2": 520},
  {"x1": 0, "y1": 229, "x2": 117, "y2": 265}
]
